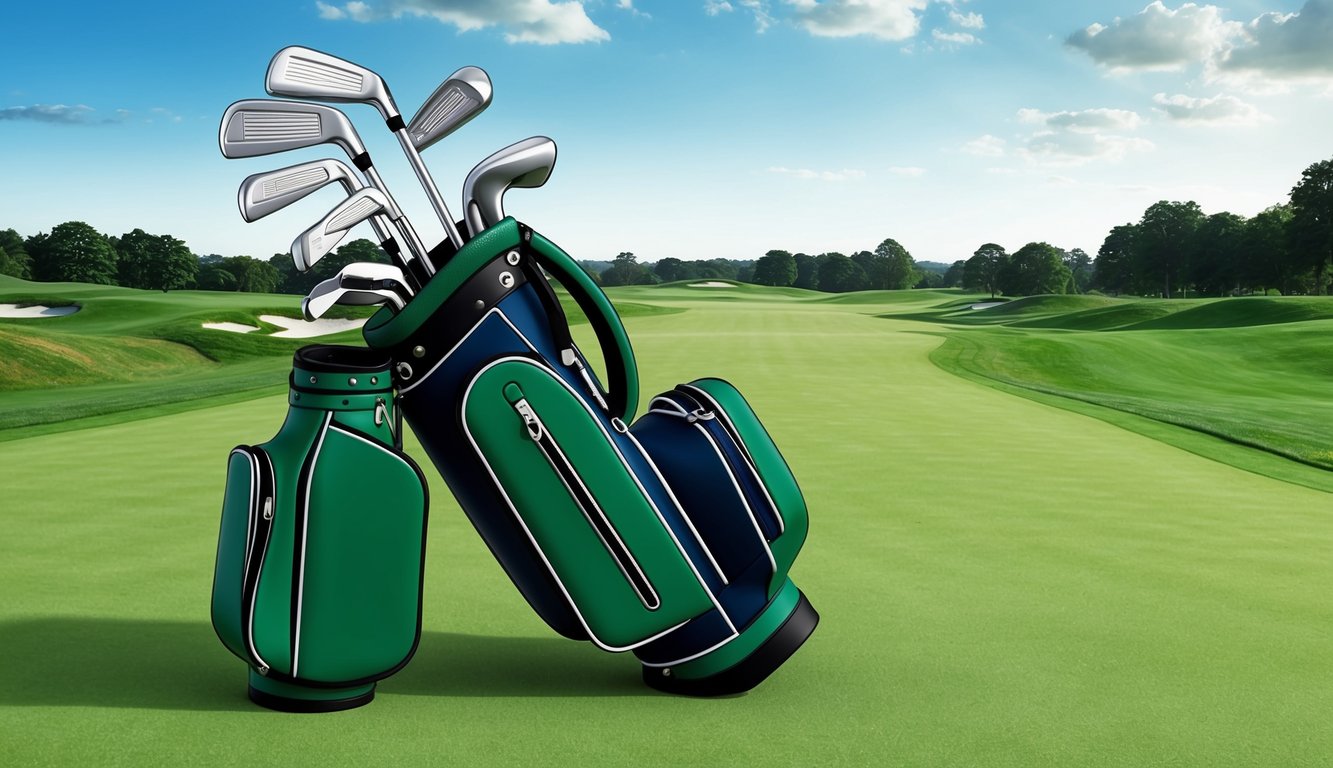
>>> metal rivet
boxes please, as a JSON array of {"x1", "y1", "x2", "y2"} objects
[
  {"x1": 309, "y1": 376, "x2": 317, "y2": 384},
  {"x1": 370, "y1": 377, "x2": 378, "y2": 385},
  {"x1": 342, "y1": 399, "x2": 349, "y2": 406},
  {"x1": 506, "y1": 250, "x2": 521, "y2": 266},
  {"x1": 662, "y1": 668, "x2": 672, "y2": 677},
  {"x1": 293, "y1": 394, "x2": 300, "y2": 401},
  {"x1": 499, "y1": 271, "x2": 515, "y2": 288},
  {"x1": 348, "y1": 377, "x2": 358, "y2": 386},
  {"x1": 412, "y1": 345, "x2": 426, "y2": 358},
  {"x1": 474, "y1": 300, "x2": 485, "y2": 310}
]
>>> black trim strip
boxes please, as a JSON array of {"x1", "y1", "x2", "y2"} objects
[
  {"x1": 385, "y1": 115, "x2": 406, "y2": 133},
  {"x1": 249, "y1": 684, "x2": 375, "y2": 713},
  {"x1": 351, "y1": 153, "x2": 373, "y2": 172}
]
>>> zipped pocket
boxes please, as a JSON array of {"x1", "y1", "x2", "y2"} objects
[
  {"x1": 461, "y1": 356, "x2": 712, "y2": 650},
  {"x1": 212, "y1": 445, "x2": 277, "y2": 674}
]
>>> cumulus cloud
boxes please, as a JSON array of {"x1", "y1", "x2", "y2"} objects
[
  {"x1": 1151, "y1": 92, "x2": 1270, "y2": 123},
  {"x1": 315, "y1": 0, "x2": 610, "y2": 44},
  {"x1": 784, "y1": 0, "x2": 927, "y2": 41},
  {"x1": 704, "y1": 0, "x2": 733, "y2": 13},
  {"x1": 768, "y1": 166, "x2": 866, "y2": 181},
  {"x1": 961, "y1": 134, "x2": 1006, "y2": 157},
  {"x1": 1018, "y1": 107, "x2": 1145, "y2": 133},
  {"x1": 0, "y1": 104, "x2": 126, "y2": 125},
  {"x1": 1065, "y1": 2, "x2": 1241, "y2": 72},
  {"x1": 949, "y1": 10, "x2": 983, "y2": 30},
  {"x1": 1020, "y1": 132, "x2": 1155, "y2": 165},
  {"x1": 1220, "y1": 0, "x2": 1333, "y2": 78},
  {"x1": 932, "y1": 29, "x2": 977, "y2": 45}
]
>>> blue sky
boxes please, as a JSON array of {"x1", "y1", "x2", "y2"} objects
[{"x1": 4, "y1": 1, "x2": 1332, "y2": 265}]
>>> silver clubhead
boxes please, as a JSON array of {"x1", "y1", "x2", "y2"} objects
[
  {"x1": 408, "y1": 66, "x2": 493, "y2": 152},
  {"x1": 302, "y1": 278, "x2": 405, "y2": 321},
  {"x1": 267, "y1": 46, "x2": 399, "y2": 122},
  {"x1": 462, "y1": 136, "x2": 557, "y2": 237},
  {"x1": 291, "y1": 188, "x2": 390, "y2": 271},
  {"x1": 220, "y1": 99, "x2": 367, "y2": 159},
  {"x1": 237, "y1": 158, "x2": 364, "y2": 222}
]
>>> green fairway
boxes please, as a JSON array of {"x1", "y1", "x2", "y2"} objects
[{"x1": 1, "y1": 283, "x2": 1329, "y2": 766}]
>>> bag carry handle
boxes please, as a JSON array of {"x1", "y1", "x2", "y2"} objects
[{"x1": 517, "y1": 223, "x2": 640, "y2": 424}]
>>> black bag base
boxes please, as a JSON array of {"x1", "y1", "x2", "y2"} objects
[
  {"x1": 641, "y1": 589, "x2": 818, "y2": 698},
  {"x1": 247, "y1": 672, "x2": 377, "y2": 713}
]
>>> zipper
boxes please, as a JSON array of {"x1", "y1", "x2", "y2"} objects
[
  {"x1": 240, "y1": 447, "x2": 276, "y2": 675},
  {"x1": 505, "y1": 387, "x2": 660, "y2": 611}
]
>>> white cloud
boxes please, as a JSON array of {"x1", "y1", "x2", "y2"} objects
[
  {"x1": 0, "y1": 104, "x2": 126, "y2": 125},
  {"x1": 932, "y1": 29, "x2": 977, "y2": 45},
  {"x1": 1065, "y1": 2, "x2": 1241, "y2": 72},
  {"x1": 1018, "y1": 107, "x2": 1145, "y2": 133},
  {"x1": 315, "y1": 0, "x2": 610, "y2": 44},
  {"x1": 961, "y1": 134, "x2": 1006, "y2": 157},
  {"x1": 887, "y1": 166, "x2": 926, "y2": 176},
  {"x1": 1151, "y1": 92, "x2": 1270, "y2": 124},
  {"x1": 704, "y1": 0, "x2": 733, "y2": 13},
  {"x1": 1220, "y1": 0, "x2": 1333, "y2": 79},
  {"x1": 949, "y1": 10, "x2": 983, "y2": 30},
  {"x1": 783, "y1": 0, "x2": 927, "y2": 41},
  {"x1": 769, "y1": 166, "x2": 866, "y2": 181}
]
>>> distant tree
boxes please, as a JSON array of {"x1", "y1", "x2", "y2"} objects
[
  {"x1": 752, "y1": 250, "x2": 796, "y2": 286},
  {"x1": 694, "y1": 258, "x2": 740, "y2": 281},
  {"x1": 30, "y1": 221, "x2": 117, "y2": 284},
  {"x1": 942, "y1": 259, "x2": 966, "y2": 288},
  {"x1": 1242, "y1": 205, "x2": 1295, "y2": 294},
  {"x1": 1000, "y1": 242, "x2": 1070, "y2": 297},
  {"x1": 0, "y1": 228, "x2": 31, "y2": 279},
  {"x1": 1093, "y1": 224, "x2": 1137, "y2": 296},
  {"x1": 600, "y1": 252, "x2": 656, "y2": 286},
  {"x1": 962, "y1": 243, "x2": 1007, "y2": 297},
  {"x1": 117, "y1": 229, "x2": 197, "y2": 291},
  {"x1": 914, "y1": 270, "x2": 944, "y2": 289},
  {"x1": 197, "y1": 264, "x2": 238, "y2": 291},
  {"x1": 653, "y1": 257, "x2": 689, "y2": 283},
  {"x1": 1189, "y1": 212, "x2": 1247, "y2": 297},
  {"x1": 874, "y1": 237, "x2": 918, "y2": 290},
  {"x1": 1135, "y1": 200, "x2": 1204, "y2": 298},
  {"x1": 1063, "y1": 248, "x2": 1093, "y2": 294},
  {"x1": 1288, "y1": 157, "x2": 1333, "y2": 294},
  {"x1": 221, "y1": 256, "x2": 282, "y2": 293},
  {"x1": 816, "y1": 252, "x2": 868, "y2": 293},
  {"x1": 793, "y1": 253, "x2": 819, "y2": 290}
]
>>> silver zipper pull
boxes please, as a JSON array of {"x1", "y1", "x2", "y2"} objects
[
  {"x1": 375, "y1": 397, "x2": 396, "y2": 442},
  {"x1": 513, "y1": 398, "x2": 544, "y2": 442},
  {"x1": 687, "y1": 408, "x2": 715, "y2": 424},
  {"x1": 262, "y1": 496, "x2": 274, "y2": 521}
]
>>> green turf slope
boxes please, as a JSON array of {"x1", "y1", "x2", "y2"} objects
[{"x1": 0, "y1": 289, "x2": 1328, "y2": 766}]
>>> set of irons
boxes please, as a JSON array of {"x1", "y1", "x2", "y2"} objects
[{"x1": 219, "y1": 46, "x2": 556, "y2": 319}]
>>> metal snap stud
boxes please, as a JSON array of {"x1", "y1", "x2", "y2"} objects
[
  {"x1": 499, "y1": 271, "x2": 515, "y2": 289},
  {"x1": 412, "y1": 345, "x2": 426, "y2": 358},
  {"x1": 506, "y1": 250, "x2": 521, "y2": 266}
]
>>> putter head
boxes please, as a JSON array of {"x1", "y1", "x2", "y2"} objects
[
  {"x1": 336, "y1": 261, "x2": 415, "y2": 297},
  {"x1": 302, "y1": 278, "x2": 404, "y2": 321},
  {"x1": 408, "y1": 66, "x2": 493, "y2": 152},
  {"x1": 291, "y1": 188, "x2": 390, "y2": 272},
  {"x1": 237, "y1": 158, "x2": 363, "y2": 222},
  {"x1": 266, "y1": 46, "x2": 399, "y2": 122},
  {"x1": 220, "y1": 99, "x2": 366, "y2": 159},
  {"x1": 462, "y1": 136, "x2": 557, "y2": 237}
]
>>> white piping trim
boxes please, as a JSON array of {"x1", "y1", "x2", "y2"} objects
[
  {"x1": 460, "y1": 355, "x2": 716, "y2": 653},
  {"x1": 238, "y1": 448, "x2": 272, "y2": 673},
  {"x1": 681, "y1": 384, "x2": 786, "y2": 536},
  {"x1": 692, "y1": 422, "x2": 778, "y2": 576},
  {"x1": 291, "y1": 412, "x2": 332, "y2": 677}
]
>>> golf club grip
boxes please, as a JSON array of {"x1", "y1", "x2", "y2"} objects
[{"x1": 519, "y1": 225, "x2": 638, "y2": 422}]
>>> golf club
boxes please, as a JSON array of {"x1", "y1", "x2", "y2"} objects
[
  {"x1": 408, "y1": 66, "x2": 493, "y2": 152},
  {"x1": 291, "y1": 188, "x2": 393, "y2": 272},
  {"x1": 219, "y1": 99, "x2": 432, "y2": 270},
  {"x1": 265, "y1": 46, "x2": 469, "y2": 260},
  {"x1": 237, "y1": 159, "x2": 412, "y2": 274},
  {"x1": 302, "y1": 278, "x2": 406, "y2": 321},
  {"x1": 461, "y1": 136, "x2": 557, "y2": 237},
  {"x1": 334, "y1": 261, "x2": 415, "y2": 299}
]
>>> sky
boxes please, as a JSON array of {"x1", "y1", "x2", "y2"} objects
[{"x1": 4, "y1": 1, "x2": 1332, "y2": 265}]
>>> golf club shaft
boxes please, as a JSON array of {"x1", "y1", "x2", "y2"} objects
[
  {"x1": 393, "y1": 128, "x2": 462, "y2": 265},
  {"x1": 361, "y1": 163, "x2": 432, "y2": 273}
]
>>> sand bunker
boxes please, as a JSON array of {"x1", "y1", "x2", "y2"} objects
[
  {"x1": 970, "y1": 302, "x2": 1004, "y2": 310},
  {"x1": 689, "y1": 281, "x2": 734, "y2": 288},
  {"x1": 259, "y1": 314, "x2": 367, "y2": 339},
  {"x1": 202, "y1": 321, "x2": 260, "y2": 334},
  {"x1": 0, "y1": 303, "x2": 80, "y2": 318}
]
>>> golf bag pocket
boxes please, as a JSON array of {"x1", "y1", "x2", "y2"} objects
[
  {"x1": 461, "y1": 355, "x2": 714, "y2": 650},
  {"x1": 211, "y1": 345, "x2": 428, "y2": 711}
]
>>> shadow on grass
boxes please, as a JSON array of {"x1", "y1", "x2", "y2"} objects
[{"x1": 0, "y1": 618, "x2": 644, "y2": 711}]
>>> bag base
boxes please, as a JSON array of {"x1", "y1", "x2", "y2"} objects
[
  {"x1": 247, "y1": 669, "x2": 376, "y2": 713},
  {"x1": 641, "y1": 579, "x2": 818, "y2": 697}
]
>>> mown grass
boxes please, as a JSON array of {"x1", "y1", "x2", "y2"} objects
[{"x1": 1, "y1": 284, "x2": 1328, "y2": 766}]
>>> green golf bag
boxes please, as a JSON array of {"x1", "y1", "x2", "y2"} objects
[
  {"x1": 363, "y1": 219, "x2": 817, "y2": 696},
  {"x1": 211, "y1": 345, "x2": 429, "y2": 712}
]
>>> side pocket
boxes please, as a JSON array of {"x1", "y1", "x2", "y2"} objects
[
  {"x1": 462, "y1": 356, "x2": 712, "y2": 650},
  {"x1": 211, "y1": 445, "x2": 276, "y2": 673},
  {"x1": 288, "y1": 420, "x2": 428, "y2": 686}
]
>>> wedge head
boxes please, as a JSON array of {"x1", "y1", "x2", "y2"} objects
[
  {"x1": 291, "y1": 188, "x2": 390, "y2": 271},
  {"x1": 408, "y1": 66, "x2": 493, "y2": 152}
]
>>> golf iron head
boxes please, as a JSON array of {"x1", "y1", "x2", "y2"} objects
[
  {"x1": 291, "y1": 188, "x2": 391, "y2": 272},
  {"x1": 237, "y1": 158, "x2": 368, "y2": 223},
  {"x1": 302, "y1": 275, "x2": 407, "y2": 321},
  {"x1": 462, "y1": 136, "x2": 557, "y2": 237},
  {"x1": 266, "y1": 46, "x2": 401, "y2": 122},
  {"x1": 219, "y1": 99, "x2": 369, "y2": 161},
  {"x1": 408, "y1": 66, "x2": 493, "y2": 152}
]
